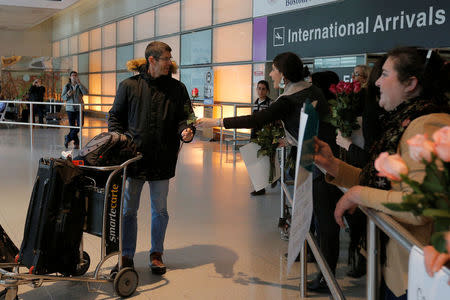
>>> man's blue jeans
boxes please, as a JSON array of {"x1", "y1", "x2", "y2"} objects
[
  {"x1": 122, "y1": 177, "x2": 169, "y2": 259},
  {"x1": 66, "y1": 111, "x2": 83, "y2": 144}
]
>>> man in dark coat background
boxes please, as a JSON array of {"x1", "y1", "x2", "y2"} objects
[
  {"x1": 28, "y1": 79, "x2": 46, "y2": 124},
  {"x1": 108, "y1": 41, "x2": 195, "y2": 275}
]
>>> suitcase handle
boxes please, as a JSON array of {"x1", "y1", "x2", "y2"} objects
[
  {"x1": 33, "y1": 178, "x2": 50, "y2": 250},
  {"x1": 20, "y1": 175, "x2": 40, "y2": 253}
]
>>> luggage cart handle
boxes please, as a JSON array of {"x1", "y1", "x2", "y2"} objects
[{"x1": 77, "y1": 154, "x2": 143, "y2": 172}]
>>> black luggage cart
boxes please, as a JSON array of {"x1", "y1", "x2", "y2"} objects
[{"x1": 0, "y1": 154, "x2": 142, "y2": 299}]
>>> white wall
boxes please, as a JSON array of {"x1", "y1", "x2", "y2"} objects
[
  {"x1": 0, "y1": 19, "x2": 53, "y2": 56},
  {"x1": 51, "y1": 0, "x2": 170, "y2": 41}
]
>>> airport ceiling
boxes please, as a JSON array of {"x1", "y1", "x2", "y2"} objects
[{"x1": 0, "y1": 0, "x2": 80, "y2": 31}]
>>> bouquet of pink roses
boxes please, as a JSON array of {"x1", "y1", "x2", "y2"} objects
[
  {"x1": 374, "y1": 126, "x2": 450, "y2": 252},
  {"x1": 328, "y1": 81, "x2": 362, "y2": 138}
]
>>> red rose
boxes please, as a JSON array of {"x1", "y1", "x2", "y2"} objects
[
  {"x1": 353, "y1": 81, "x2": 361, "y2": 93},
  {"x1": 191, "y1": 88, "x2": 199, "y2": 97},
  {"x1": 329, "y1": 84, "x2": 337, "y2": 95},
  {"x1": 344, "y1": 82, "x2": 353, "y2": 95},
  {"x1": 336, "y1": 81, "x2": 345, "y2": 93}
]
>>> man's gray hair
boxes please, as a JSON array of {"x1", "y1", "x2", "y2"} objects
[{"x1": 145, "y1": 41, "x2": 172, "y2": 60}]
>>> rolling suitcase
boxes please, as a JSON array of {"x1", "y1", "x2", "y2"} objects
[
  {"x1": 45, "y1": 99, "x2": 61, "y2": 125},
  {"x1": 18, "y1": 158, "x2": 85, "y2": 275},
  {"x1": 45, "y1": 112, "x2": 61, "y2": 125}
]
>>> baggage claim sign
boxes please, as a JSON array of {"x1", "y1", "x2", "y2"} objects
[{"x1": 264, "y1": 0, "x2": 450, "y2": 59}]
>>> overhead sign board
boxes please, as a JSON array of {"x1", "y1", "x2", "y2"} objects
[{"x1": 264, "y1": 0, "x2": 450, "y2": 59}]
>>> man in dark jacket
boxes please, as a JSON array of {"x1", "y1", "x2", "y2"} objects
[
  {"x1": 108, "y1": 41, "x2": 195, "y2": 275},
  {"x1": 29, "y1": 79, "x2": 46, "y2": 124}
]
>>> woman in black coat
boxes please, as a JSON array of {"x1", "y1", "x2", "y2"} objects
[{"x1": 28, "y1": 79, "x2": 46, "y2": 124}]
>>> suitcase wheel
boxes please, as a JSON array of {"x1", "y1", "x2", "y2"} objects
[
  {"x1": 114, "y1": 267, "x2": 138, "y2": 298},
  {"x1": 62, "y1": 251, "x2": 90, "y2": 277},
  {"x1": 74, "y1": 251, "x2": 90, "y2": 276}
]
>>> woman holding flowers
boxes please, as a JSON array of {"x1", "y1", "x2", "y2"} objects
[{"x1": 314, "y1": 46, "x2": 450, "y2": 299}]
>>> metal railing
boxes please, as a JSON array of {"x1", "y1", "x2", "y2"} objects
[
  {"x1": 0, "y1": 100, "x2": 84, "y2": 146},
  {"x1": 361, "y1": 206, "x2": 425, "y2": 300},
  {"x1": 279, "y1": 147, "x2": 346, "y2": 299},
  {"x1": 222, "y1": 103, "x2": 257, "y2": 143},
  {"x1": 1, "y1": 99, "x2": 256, "y2": 153}
]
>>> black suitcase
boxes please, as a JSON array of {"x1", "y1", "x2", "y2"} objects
[
  {"x1": 45, "y1": 112, "x2": 61, "y2": 125},
  {"x1": 18, "y1": 158, "x2": 85, "y2": 275}
]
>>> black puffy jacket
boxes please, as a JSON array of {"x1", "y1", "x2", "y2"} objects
[{"x1": 108, "y1": 72, "x2": 195, "y2": 180}]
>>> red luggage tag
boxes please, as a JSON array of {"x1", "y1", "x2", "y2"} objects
[{"x1": 72, "y1": 160, "x2": 85, "y2": 166}]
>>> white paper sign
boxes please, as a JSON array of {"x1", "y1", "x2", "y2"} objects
[
  {"x1": 408, "y1": 245, "x2": 450, "y2": 300},
  {"x1": 287, "y1": 111, "x2": 313, "y2": 272},
  {"x1": 240, "y1": 142, "x2": 281, "y2": 192}
]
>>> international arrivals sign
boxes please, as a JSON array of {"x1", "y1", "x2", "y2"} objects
[
  {"x1": 256, "y1": 0, "x2": 450, "y2": 60},
  {"x1": 281, "y1": 8, "x2": 445, "y2": 45},
  {"x1": 253, "y1": 0, "x2": 339, "y2": 18}
]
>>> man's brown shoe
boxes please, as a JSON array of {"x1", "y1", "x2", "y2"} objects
[{"x1": 150, "y1": 252, "x2": 166, "y2": 275}]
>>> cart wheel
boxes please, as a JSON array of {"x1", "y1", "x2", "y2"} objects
[
  {"x1": 114, "y1": 267, "x2": 138, "y2": 298},
  {"x1": 74, "y1": 251, "x2": 91, "y2": 276},
  {"x1": 62, "y1": 251, "x2": 90, "y2": 277}
]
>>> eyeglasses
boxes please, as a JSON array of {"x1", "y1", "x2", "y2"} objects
[
  {"x1": 156, "y1": 57, "x2": 172, "y2": 62},
  {"x1": 352, "y1": 72, "x2": 361, "y2": 77}
]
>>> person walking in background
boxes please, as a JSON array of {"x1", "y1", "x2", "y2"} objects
[
  {"x1": 28, "y1": 79, "x2": 45, "y2": 124},
  {"x1": 108, "y1": 41, "x2": 195, "y2": 276},
  {"x1": 19, "y1": 93, "x2": 30, "y2": 123},
  {"x1": 250, "y1": 80, "x2": 273, "y2": 196},
  {"x1": 61, "y1": 71, "x2": 87, "y2": 149}
]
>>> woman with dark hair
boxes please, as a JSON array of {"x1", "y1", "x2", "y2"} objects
[
  {"x1": 250, "y1": 79, "x2": 273, "y2": 196},
  {"x1": 251, "y1": 80, "x2": 272, "y2": 141},
  {"x1": 311, "y1": 71, "x2": 339, "y2": 99},
  {"x1": 315, "y1": 47, "x2": 450, "y2": 299},
  {"x1": 308, "y1": 71, "x2": 346, "y2": 292},
  {"x1": 196, "y1": 52, "x2": 327, "y2": 145}
]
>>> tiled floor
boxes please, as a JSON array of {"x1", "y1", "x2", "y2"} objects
[{"x1": 0, "y1": 123, "x2": 366, "y2": 299}]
